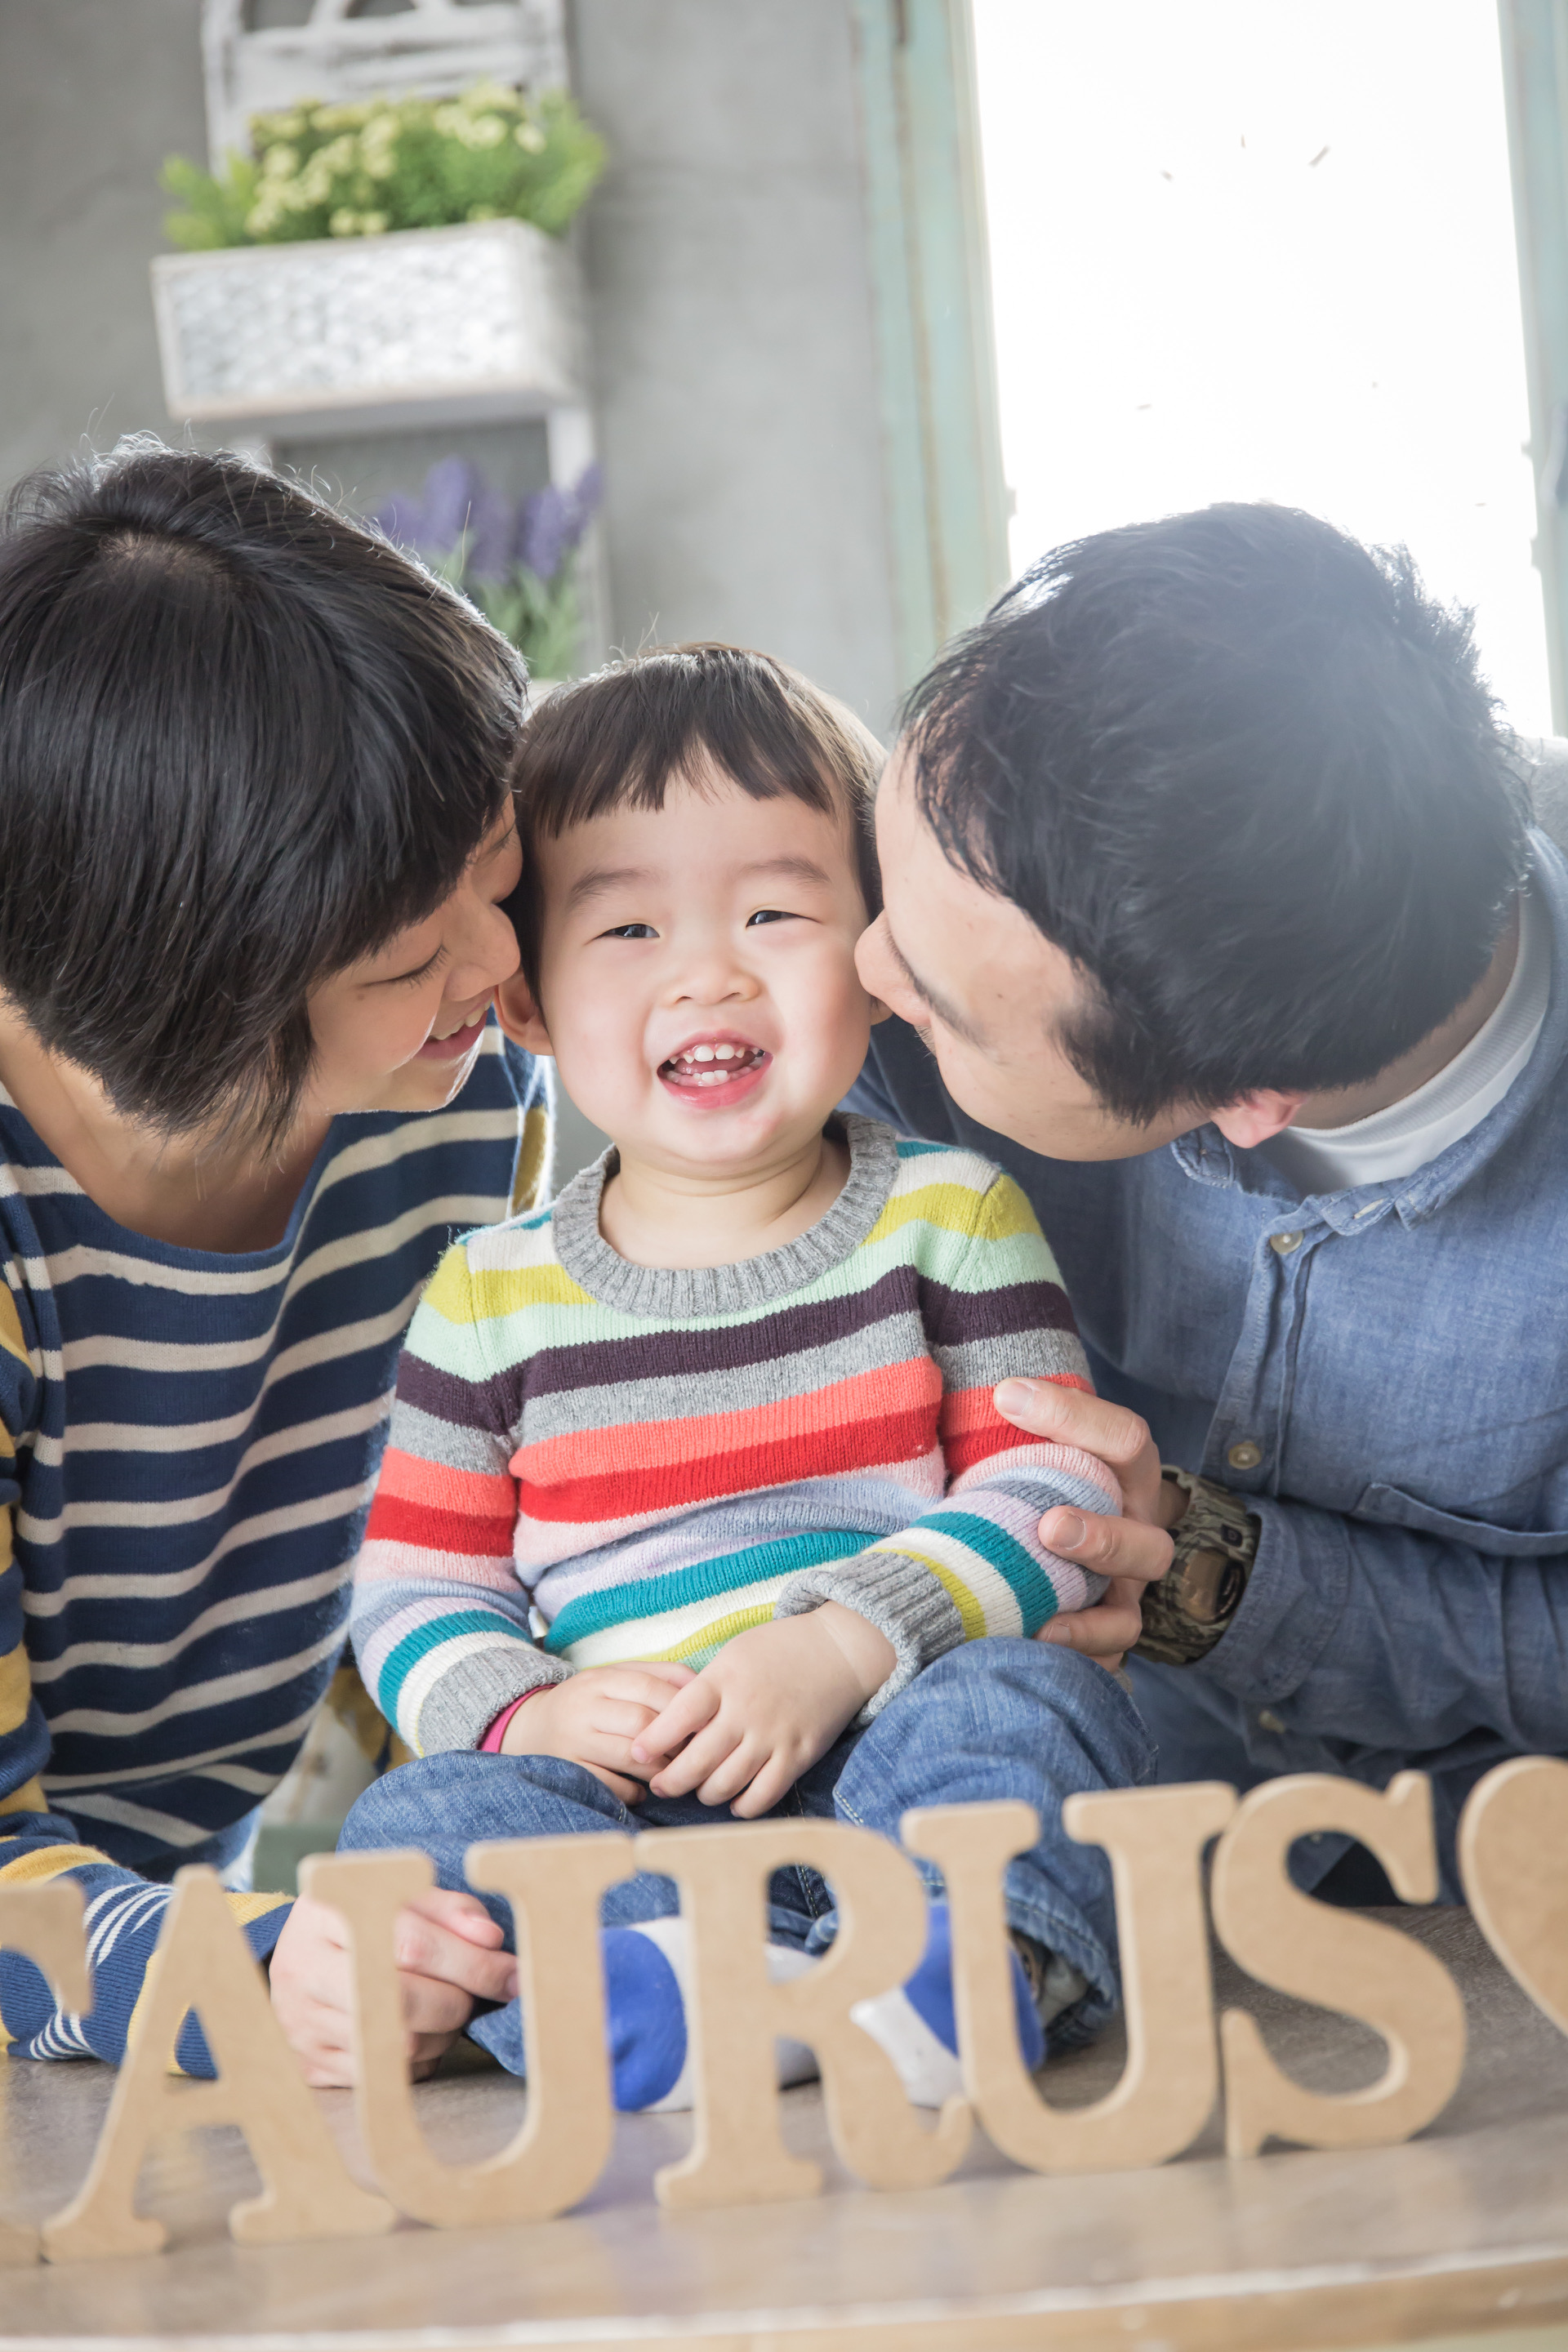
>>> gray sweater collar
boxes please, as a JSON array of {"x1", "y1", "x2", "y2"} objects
[{"x1": 550, "y1": 1113, "x2": 899, "y2": 1318}]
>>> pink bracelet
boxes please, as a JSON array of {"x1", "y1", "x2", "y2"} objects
[{"x1": 479, "y1": 1683, "x2": 553, "y2": 1753}]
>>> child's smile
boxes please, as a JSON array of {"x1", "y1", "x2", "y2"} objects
[{"x1": 658, "y1": 1030, "x2": 773, "y2": 1107}]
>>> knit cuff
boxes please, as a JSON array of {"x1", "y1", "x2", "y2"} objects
[
  {"x1": 775, "y1": 1548, "x2": 965, "y2": 1719},
  {"x1": 414, "y1": 1643, "x2": 572, "y2": 1756}
]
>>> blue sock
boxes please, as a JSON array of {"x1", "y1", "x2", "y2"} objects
[
  {"x1": 902, "y1": 1900, "x2": 1045, "y2": 2069},
  {"x1": 467, "y1": 1903, "x2": 1043, "y2": 2113},
  {"x1": 466, "y1": 1921, "x2": 688, "y2": 2110},
  {"x1": 849, "y1": 1900, "x2": 1045, "y2": 2104},
  {"x1": 601, "y1": 1923, "x2": 688, "y2": 2109}
]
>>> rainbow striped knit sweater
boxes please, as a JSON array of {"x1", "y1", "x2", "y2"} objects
[{"x1": 352, "y1": 1116, "x2": 1116, "y2": 1754}]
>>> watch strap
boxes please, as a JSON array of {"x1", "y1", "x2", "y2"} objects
[{"x1": 1133, "y1": 1466, "x2": 1260, "y2": 1667}]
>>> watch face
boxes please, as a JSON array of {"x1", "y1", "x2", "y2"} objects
[{"x1": 1176, "y1": 1546, "x2": 1235, "y2": 1624}]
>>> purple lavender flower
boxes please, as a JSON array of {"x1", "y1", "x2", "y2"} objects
[
  {"x1": 420, "y1": 456, "x2": 483, "y2": 557},
  {"x1": 372, "y1": 490, "x2": 430, "y2": 551},
  {"x1": 519, "y1": 464, "x2": 602, "y2": 582},
  {"x1": 374, "y1": 459, "x2": 601, "y2": 582},
  {"x1": 463, "y1": 481, "x2": 521, "y2": 581}
]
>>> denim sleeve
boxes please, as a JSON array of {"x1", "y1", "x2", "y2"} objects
[{"x1": 1196, "y1": 1495, "x2": 1568, "y2": 1760}]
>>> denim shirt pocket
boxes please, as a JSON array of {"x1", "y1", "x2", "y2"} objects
[{"x1": 1354, "y1": 1481, "x2": 1568, "y2": 1557}]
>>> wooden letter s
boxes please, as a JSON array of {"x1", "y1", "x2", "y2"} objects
[{"x1": 1209, "y1": 1771, "x2": 1467, "y2": 2157}]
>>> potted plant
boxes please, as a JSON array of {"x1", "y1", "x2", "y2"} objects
[
  {"x1": 150, "y1": 81, "x2": 604, "y2": 435},
  {"x1": 376, "y1": 454, "x2": 601, "y2": 685}
]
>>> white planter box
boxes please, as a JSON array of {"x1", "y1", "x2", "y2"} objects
[{"x1": 150, "y1": 218, "x2": 585, "y2": 438}]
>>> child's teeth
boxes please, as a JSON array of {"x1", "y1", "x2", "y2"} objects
[{"x1": 662, "y1": 1045, "x2": 765, "y2": 1080}]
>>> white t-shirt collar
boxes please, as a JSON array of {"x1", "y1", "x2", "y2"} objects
[{"x1": 1263, "y1": 884, "x2": 1551, "y2": 1196}]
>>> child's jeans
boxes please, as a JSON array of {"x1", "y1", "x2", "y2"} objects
[{"x1": 338, "y1": 1637, "x2": 1156, "y2": 2038}]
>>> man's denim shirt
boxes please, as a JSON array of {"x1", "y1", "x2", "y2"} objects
[{"x1": 850, "y1": 826, "x2": 1568, "y2": 1815}]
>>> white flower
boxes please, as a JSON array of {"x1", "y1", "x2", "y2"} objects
[{"x1": 514, "y1": 120, "x2": 546, "y2": 154}]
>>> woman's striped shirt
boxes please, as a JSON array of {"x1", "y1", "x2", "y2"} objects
[
  {"x1": 353, "y1": 1116, "x2": 1116, "y2": 1757},
  {"x1": 0, "y1": 1025, "x2": 546, "y2": 2069}
]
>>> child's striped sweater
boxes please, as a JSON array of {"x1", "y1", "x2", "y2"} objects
[{"x1": 352, "y1": 1117, "x2": 1117, "y2": 1754}]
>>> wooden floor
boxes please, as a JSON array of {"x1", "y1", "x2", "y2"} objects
[{"x1": 3, "y1": 1908, "x2": 1568, "y2": 2351}]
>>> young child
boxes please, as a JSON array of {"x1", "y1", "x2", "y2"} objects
[{"x1": 341, "y1": 644, "x2": 1151, "y2": 2108}]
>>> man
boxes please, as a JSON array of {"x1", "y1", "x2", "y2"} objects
[{"x1": 852, "y1": 501, "x2": 1565, "y2": 1900}]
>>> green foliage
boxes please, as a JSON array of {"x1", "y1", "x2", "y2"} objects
[
  {"x1": 161, "y1": 152, "x2": 261, "y2": 252},
  {"x1": 473, "y1": 562, "x2": 582, "y2": 683},
  {"x1": 431, "y1": 547, "x2": 582, "y2": 682},
  {"x1": 161, "y1": 82, "x2": 604, "y2": 251}
]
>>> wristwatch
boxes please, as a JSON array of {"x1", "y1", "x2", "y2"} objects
[{"x1": 1132, "y1": 1466, "x2": 1261, "y2": 1667}]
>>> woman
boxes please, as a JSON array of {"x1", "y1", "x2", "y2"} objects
[{"x1": 0, "y1": 444, "x2": 538, "y2": 2080}]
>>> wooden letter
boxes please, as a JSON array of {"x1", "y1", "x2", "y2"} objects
[
  {"x1": 1209, "y1": 1771, "x2": 1467, "y2": 2157},
  {"x1": 635, "y1": 1819, "x2": 970, "y2": 2208},
  {"x1": 1458, "y1": 1754, "x2": 1568, "y2": 2034},
  {"x1": 302, "y1": 1835, "x2": 634, "y2": 2226},
  {"x1": 42, "y1": 1867, "x2": 391, "y2": 2261},
  {"x1": 0, "y1": 1879, "x2": 90, "y2": 2264},
  {"x1": 906, "y1": 1784, "x2": 1235, "y2": 2173}
]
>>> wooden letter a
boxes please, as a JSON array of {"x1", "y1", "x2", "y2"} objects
[{"x1": 42, "y1": 1867, "x2": 392, "y2": 2261}]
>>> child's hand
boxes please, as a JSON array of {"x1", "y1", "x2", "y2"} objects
[
  {"x1": 502, "y1": 1663, "x2": 696, "y2": 1803},
  {"x1": 630, "y1": 1604, "x2": 897, "y2": 1818}
]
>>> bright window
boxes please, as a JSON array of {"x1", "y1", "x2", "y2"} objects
[{"x1": 973, "y1": 0, "x2": 1552, "y2": 733}]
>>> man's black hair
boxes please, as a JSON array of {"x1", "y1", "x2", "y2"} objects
[
  {"x1": 0, "y1": 442, "x2": 526, "y2": 1144},
  {"x1": 903, "y1": 502, "x2": 1532, "y2": 1125},
  {"x1": 506, "y1": 644, "x2": 883, "y2": 994}
]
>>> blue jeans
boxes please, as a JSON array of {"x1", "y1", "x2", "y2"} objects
[
  {"x1": 340, "y1": 1639, "x2": 1156, "y2": 2037},
  {"x1": 1125, "y1": 1654, "x2": 1476, "y2": 1902}
]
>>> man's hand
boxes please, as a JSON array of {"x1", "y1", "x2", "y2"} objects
[
  {"x1": 993, "y1": 1378, "x2": 1181, "y2": 1672},
  {"x1": 503, "y1": 1662, "x2": 697, "y2": 1802},
  {"x1": 630, "y1": 1606, "x2": 897, "y2": 1818},
  {"x1": 270, "y1": 1884, "x2": 518, "y2": 2089}
]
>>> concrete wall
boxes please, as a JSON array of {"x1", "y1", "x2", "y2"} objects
[
  {"x1": 0, "y1": 0, "x2": 208, "y2": 491},
  {"x1": 572, "y1": 0, "x2": 902, "y2": 735}
]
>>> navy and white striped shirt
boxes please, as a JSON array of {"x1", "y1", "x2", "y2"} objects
[{"x1": 0, "y1": 1025, "x2": 546, "y2": 2066}]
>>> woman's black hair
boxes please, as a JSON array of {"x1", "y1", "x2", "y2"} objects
[
  {"x1": 506, "y1": 643, "x2": 884, "y2": 993},
  {"x1": 903, "y1": 502, "x2": 1531, "y2": 1124},
  {"x1": 0, "y1": 440, "x2": 526, "y2": 1145}
]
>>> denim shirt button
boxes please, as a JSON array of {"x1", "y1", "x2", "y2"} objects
[
  {"x1": 1227, "y1": 1439, "x2": 1263, "y2": 1471},
  {"x1": 1258, "y1": 1708, "x2": 1285, "y2": 1734},
  {"x1": 1269, "y1": 1230, "x2": 1304, "y2": 1254}
]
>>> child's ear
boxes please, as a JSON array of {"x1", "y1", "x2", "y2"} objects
[{"x1": 494, "y1": 968, "x2": 553, "y2": 1055}]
